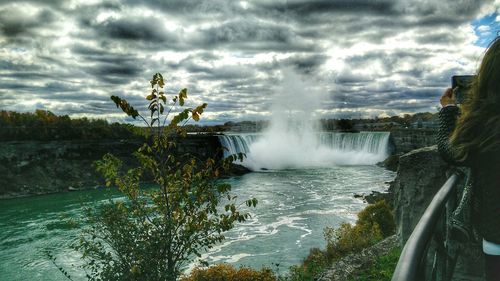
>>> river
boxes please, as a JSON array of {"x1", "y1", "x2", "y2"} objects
[{"x1": 0, "y1": 164, "x2": 394, "y2": 280}]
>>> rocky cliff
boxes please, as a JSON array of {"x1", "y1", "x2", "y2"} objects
[
  {"x1": 392, "y1": 145, "x2": 484, "y2": 280},
  {"x1": 0, "y1": 140, "x2": 141, "y2": 198},
  {"x1": 0, "y1": 135, "x2": 222, "y2": 199}
]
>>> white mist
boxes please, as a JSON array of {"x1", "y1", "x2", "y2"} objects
[{"x1": 222, "y1": 69, "x2": 390, "y2": 170}]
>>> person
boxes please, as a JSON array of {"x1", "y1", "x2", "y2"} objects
[{"x1": 438, "y1": 36, "x2": 500, "y2": 281}]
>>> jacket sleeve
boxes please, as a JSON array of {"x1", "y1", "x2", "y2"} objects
[{"x1": 437, "y1": 105, "x2": 466, "y2": 166}]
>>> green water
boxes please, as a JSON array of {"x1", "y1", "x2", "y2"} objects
[{"x1": 0, "y1": 166, "x2": 394, "y2": 280}]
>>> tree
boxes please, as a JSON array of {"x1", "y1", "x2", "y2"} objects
[
  {"x1": 76, "y1": 73, "x2": 257, "y2": 281},
  {"x1": 335, "y1": 119, "x2": 355, "y2": 132}
]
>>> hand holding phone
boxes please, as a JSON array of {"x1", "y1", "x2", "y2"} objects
[
  {"x1": 451, "y1": 75, "x2": 475, "y2": 104},
  {"x1": 440, "y1": 88, "x2": 456, "y2": 107}
]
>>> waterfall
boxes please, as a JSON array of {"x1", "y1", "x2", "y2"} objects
[
  {"x1": 218, "y1": 134, "x2": 259, "y2": 156},
  {"x1": 218, "y1": 132, "x2": 391, "y2": 170},
  {"x1": 218, "y1": 69, "x2": 393, "y2": 170},
  {"x1": 318, "y1": 132, "x2": 390, "y2": 156}
]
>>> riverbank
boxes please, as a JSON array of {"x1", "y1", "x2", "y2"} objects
[
  {"x1": 0, "y1": 135, "x2": 222, "y2": 199},
  {"x1": 0, "y1": 140, "x2": 141, "y2": 199}
]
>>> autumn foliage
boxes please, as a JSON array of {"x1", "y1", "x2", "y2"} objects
[{"x1": 181, "y1": 264, "x2": 276, "y2": 281}]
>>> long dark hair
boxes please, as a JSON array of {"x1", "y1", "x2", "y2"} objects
[{"x1": 450, "y1": 37, "x2": 500, "y2": 161}]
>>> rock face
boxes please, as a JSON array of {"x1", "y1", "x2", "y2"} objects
[
  {"x1": 0, "y1": 140, "x2": 141, "y2": 198},
  {"x1": 377, "y1": 154, "x2": 401, "y2": 172},
  {"x1": 392, "y1": 145, "x2": 484, "y2": 280},
  {"x1": 0, "y1": 135, "x2": 223, "y2": 199},
  {"x1": 392, "y1": 145, "x2": 448, "y2": 244}
]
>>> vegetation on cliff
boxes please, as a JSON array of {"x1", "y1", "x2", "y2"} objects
[
  {"x1": 346, "y1": 246, "x2": 401, "y2": 281},
  {"x1": 181, "y1": 264, "x2": 276, "y2": 281}
]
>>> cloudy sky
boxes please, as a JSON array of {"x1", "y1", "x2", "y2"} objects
[{"x1": 1, "y1": 0, "x2": 499, "y2": 124}]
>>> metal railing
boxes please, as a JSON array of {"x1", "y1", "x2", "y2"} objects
[{"x1": 392, "y1": 171, "x2": 464, "y2": 281}]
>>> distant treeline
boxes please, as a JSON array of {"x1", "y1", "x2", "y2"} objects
[
  {"x1": 0, "y1": 110, "x2": 142, "y2": 141},
  {"x1": 320, "y1": 112, "x2": 438, "y2": 131},
  {"x1": 222, "y1": 112, "x2": 438, "y2": 132}
]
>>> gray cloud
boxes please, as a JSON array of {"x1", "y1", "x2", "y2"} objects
[
  {"x1": 261, "y1": 0, "x2": 396, "y2": 15},
  {"x1": 190, "y1": 19, "x2": 316, "y2": 52},
  {"x1": 93, "y1": 18, "x2": 177, "y2": 42},
  {"x1": 0, "y1": 5, "x2": 55, "y2": 37},
  {"x1": 0, "y1": 0, "x2": 496, "y2": 122}
]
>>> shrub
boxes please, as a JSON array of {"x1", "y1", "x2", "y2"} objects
[
  {"x1": 324, "y1": 221, "x2": 383, "y2": 261},
  {"x1": 347, "y1": 247, "x2": 402, "y2": 281},
  {"x1": 302, "y1": 247, "x2": 328, "y2": 270},
  {"x1": 283, "y1": 247, "x2": 328, "y2": 281},
  {"x1": 285, "y1": 265, "x2": 316, "y2": 281},
  {"x1": 357, "y1": 200, "x2": 396, "y2": 238},
  {"x1": 181, "y1": 264, "x2": 276, "y2": 281},
  {"x1": 325, "y1": 200, "x2": 394, "y2": 261}
]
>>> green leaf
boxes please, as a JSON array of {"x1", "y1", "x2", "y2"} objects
[
  {"x1": 110, "y1": 95, "x2": 122, "y2": 108},
  {"x1": 170, "y1": 109, "x2": 191, "y2": 126},
  {"x1": 151, "y1": 73, "x2": 165, "y2": 88},
  {"x1": 157, "y1": 73, "x2": 165, "y2": 87},
  {"x1": 191, "y1": 103, "x2": 207, "y2": 122},
  {"x1": 148, "y1": 100, "x2": 156, "y2": 110},
  {"x1": 179, "y1": 88, "x2": 187, "y2": 99},
  {"x1": 110, "y1": 96, "x2": 139, "y2": 119},
  {"x1": 178, "y1": 88, "x2": 187, "y2": 106}
]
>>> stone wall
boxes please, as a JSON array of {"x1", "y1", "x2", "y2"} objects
[{"x1": 389, "y1": 128, "x2": 437, "y2": 154}]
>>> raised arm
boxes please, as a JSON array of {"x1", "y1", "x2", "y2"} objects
[
  {"x1": 437, "y1": 104, "x2": 462, "y2": 165},
  {"x1": 436, "y1": 88, "x2": 468, "y2": 166}
]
